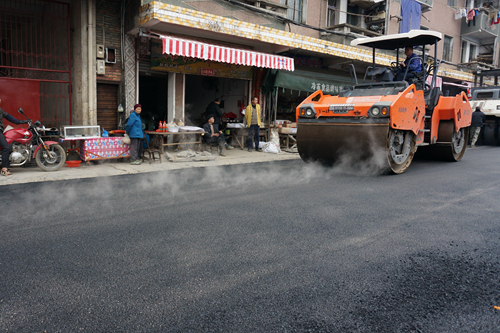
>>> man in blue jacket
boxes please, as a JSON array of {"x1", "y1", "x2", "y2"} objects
[
  {"x1": 394, "y1": 46, "x2": 422, "y2": 81},
  {"x1": 126, "y1": 104, "x2": 144, "y2": 165}
]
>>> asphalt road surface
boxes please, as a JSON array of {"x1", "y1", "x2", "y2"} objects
[{"x1": 2, "y1": 146, "x2": 500, "y2": 332}]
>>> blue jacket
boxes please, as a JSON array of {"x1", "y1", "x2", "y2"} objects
[
  {"x1": 126, "y1": 111, "x2": 143, "y2": 138},
  {"x1": 404, "y1": 53, "x2": 422, "y2": 73}
]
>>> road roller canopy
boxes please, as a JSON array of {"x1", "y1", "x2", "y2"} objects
[{"x1": 351, "y1": 30, "x2": 442, "y2": 50}]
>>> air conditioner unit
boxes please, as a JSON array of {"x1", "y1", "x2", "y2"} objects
[{"x1": 105, "y1": 48, "x2": 116, "y2": 64}]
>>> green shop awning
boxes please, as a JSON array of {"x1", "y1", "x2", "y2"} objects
[{"x1": 264, "y1": 69, "x2": 354, "y2": 94}]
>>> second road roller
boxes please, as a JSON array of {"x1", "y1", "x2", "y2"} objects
[{"x1": 296, "y1": 30, "x2": 472, "y2": 174}]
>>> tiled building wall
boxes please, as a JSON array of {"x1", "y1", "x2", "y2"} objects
[{"x1": 142, "y1": 0, "x2": 286, "y2": 30}]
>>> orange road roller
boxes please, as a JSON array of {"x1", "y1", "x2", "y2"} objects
[{"x1": 296, "y1": 30, "x2": 472, "y2": 174}]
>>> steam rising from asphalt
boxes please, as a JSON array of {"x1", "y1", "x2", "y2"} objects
[
  {"x1": 14, "y1": 154, "x2": 391, "y2": 221},
  {"x1": 17, "y1": 123, "x2": 392, "y2": 219},
  {"x1": 331, "y1": 145, "x2": 388, "y2": 176},
  {"x1": 331, "y1": 128, "x2": 389, "y2": 176}
]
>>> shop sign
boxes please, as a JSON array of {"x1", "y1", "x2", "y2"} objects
[
  {"x1": 270, "y1": 69, "x2": 352, "y2": 94},
  {"x1": 310, "y1": 82, "x2": 345, "y2": 93},
  {"x1": 151, "y1": 40, "x2": 253, "y2": 79},
  {"x1": 201, "y1": 68, "x2": 215, "y2": 76}
]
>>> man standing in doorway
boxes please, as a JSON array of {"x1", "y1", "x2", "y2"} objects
[
  {"x1": 205, "y1": 98, "x2": 223, "y2": 129},
  {"x1": 470, "y1": 106, "x2": 486, "y2": 148},
  {"x1": 244, "y1": 97, "x2": 262, "y2": 152}
]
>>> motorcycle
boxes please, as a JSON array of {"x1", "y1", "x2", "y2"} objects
[{"x1": 0, "y1": 108, "x2": 66, "y2": 171}]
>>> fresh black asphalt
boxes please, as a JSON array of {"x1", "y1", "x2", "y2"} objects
[{"x1": 1, "y1": 146, "x2": 500, "y2": 332}]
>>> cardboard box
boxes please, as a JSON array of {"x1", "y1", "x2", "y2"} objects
[
  {"x1": 289, "y1": 122, "x2": 297, "y2": 128},
  {"x1": 280, "y1": 127, "x2": 291, "y2": 134}
]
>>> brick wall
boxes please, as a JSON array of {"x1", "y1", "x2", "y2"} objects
[{"x1": 96, "y1": 0, "x2": 122, "y2": 82}]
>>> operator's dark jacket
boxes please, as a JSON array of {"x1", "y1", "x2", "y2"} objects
[
  {"x1": 205, "y1": 101, "x2": 223, "y2": 124},
  {"x1": 203, "y1": 122, "x2": 221, "y2": 141},
  {"x1": 471, "y1": 110, "x2": 486, "y2": 127},
  {"x1": 0, "y1": 107, "x2": 24, "y2": 132}
]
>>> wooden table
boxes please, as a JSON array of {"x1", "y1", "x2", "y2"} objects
[
  {"x1": 146, "y1": 131, "x2": 205, "y2": 153},
  {"x1": 60, "y1": 136, "x2": 131, "y2": 164},
  {"x1": 231, "y1": 128, "x2": 269, "y2": 150},
  {"x1": 279, "y1": 133, "x2": 297, "y2": 149}
]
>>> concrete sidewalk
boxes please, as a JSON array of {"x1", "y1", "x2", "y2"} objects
[{"x1": 0, "y1": 148, "x2": 301, "y2": 186}]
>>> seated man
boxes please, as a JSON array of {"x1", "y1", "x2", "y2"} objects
[
  {"x1": 394, "y1": 46, "x2": 422, "y2": 82},
  {"x1": 203, "y1": 116, "x2": 233, "y2": 156}
]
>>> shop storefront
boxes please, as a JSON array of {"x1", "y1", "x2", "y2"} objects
[
  {"x1": 135, "y1": 32, "x2": 294, "y2": 132},
  {"x1": 263, "y1": 69, "x2": 353, "y2": 123},
  {"x1": 150, "y1": 38, "x2": 254, "y2": 128}
]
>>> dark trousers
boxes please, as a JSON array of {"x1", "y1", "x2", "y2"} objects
[
  {"x1": 247, "y1": 125, "x2": 260, "y2": 150},
  {"x1": 206, "y1": 134, "x2": 226, "y2": 153},
  {"x1": 130, "y1": 138, "x2": 142, "y2": 161},
  {"x1": 468, "y1": 16, "x2": 476, "y2": 27},
  {"x1": 0, "y1": 131, "x2": 11, "y2": 168},
  {"x1": 394, "y1": 71, "x2": 416, "y2": 82}
]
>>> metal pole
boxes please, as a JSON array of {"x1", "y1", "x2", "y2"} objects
[
  {"x1": 432, "y1": 43, "x2": 438, "y2": 88},
  {"x1": 274, "y1": 88, "x2": 279, "y2": 125},
  {"x1": 372, "y1": 48, "x2": 375, "y2": 68},
  {"x1": 422, "y1": 44, "x2": 426, "y2": 88}
]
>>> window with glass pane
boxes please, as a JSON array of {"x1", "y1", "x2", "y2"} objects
[
  {"x1": 447, "y1": 0, "x2": 457, "y2": 7},
  {"x1": 347, "y1": 5, "x2": 359, "y2": 25},
  {"x1": 327, "y1": 0, "x2": 336, "y2": 26},
  {"x1": 461, "y1": 41, "x2": 467, "y2": 63},
  {"x1": 282, "y1": 0, "x2": 303, "y2": 22},
  {"x1": 469, "y1": 44, "x2": 476, "y2": 62},
  {"x1": 443, "y1": 36, "x2": 453, "y2": 62}
]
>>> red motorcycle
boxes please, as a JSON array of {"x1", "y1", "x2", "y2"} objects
[{"x1": 0, "y1": 108, "x2": 66, "y2": 171}]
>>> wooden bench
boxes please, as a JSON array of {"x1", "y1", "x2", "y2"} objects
[{"x1": 146, "y1": 131, "x2": 204, "y2": 154}]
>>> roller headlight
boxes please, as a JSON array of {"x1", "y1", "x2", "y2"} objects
[
  {"x1": 298, "y1": 104, "x2": 316, "y2": 118},
  {"x1": 372, "y1": 107, "x2": 380, "y2": 116}
]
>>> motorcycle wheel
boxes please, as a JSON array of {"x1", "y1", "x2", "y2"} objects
[{"x1": 35, "y1": 144, "x2": 66, "y2": 171}]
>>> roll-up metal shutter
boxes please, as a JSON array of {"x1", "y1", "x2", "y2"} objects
[{"x1": 97, "y1": 83, "x2": 119, "y2": 131}]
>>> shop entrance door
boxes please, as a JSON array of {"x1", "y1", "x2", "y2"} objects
[
  {"x1": 139, "y1": 75, "x2": 168, "y2": 131},
  {"x1": 185, "y1": 75, "x2": 249, "y2": 127},
  {"x1": 97, "y1": 83, "x2": 119, "y2": 131},
  {"x1": 0, "y1": 0, "x2": 71, "y2": 128}
]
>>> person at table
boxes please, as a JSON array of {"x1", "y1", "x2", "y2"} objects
[
  {"x1": 394, "y1": 46, "x2": 422, "y2": 82},
  {"x1": 203, "y1": 116, "x2": 233, "y2": 156},
  {"x1": 126, "y1": 104, "x2": 144, "y2": 165},
  {"x1": 205, "y1": 98, "x2": 223, "y2": 129},
  {"x1": 244, "y1": 96, "x2": 262, "y2": 152}
]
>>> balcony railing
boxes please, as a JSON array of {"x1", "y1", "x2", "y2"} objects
[
  {"x1": 415, "y1": 0, "x2": 432, "y2": 12},
  {"x1": 461, "y1": 11, "x2": 500, "y2": 44}
]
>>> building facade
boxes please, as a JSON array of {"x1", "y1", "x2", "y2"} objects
[{"x1": 1, "y1": 0, "x2": 497, "y2": 129}]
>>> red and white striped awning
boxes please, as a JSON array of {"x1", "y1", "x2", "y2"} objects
[{"x1": 161, "y1": 34, "x2": 295, "y2": 71}]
